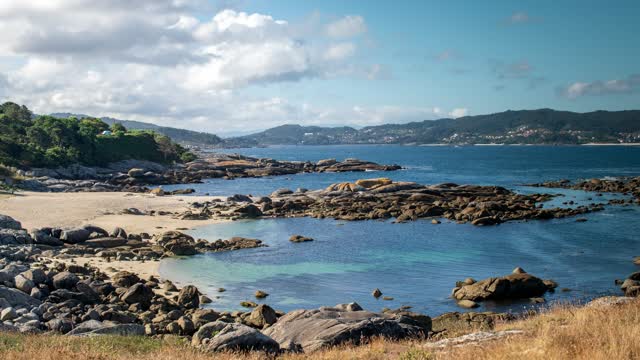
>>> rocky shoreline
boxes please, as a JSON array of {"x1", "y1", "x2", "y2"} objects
[
  {"x1": 176, "y1": 178, "x2": 606, "y2": 225},
  {"x1": 10, "y1": 154, "x2": 400, "y2": 194},
  {"x1": 2, "y1": 204, "x2": 639, "y2": 354},
  {"x1": 1, "y1": 173, "x2": 639, "y2": 355}
]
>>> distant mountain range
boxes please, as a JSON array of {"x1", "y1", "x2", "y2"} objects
[
  {"x1": 49, "y1": 113, "x2": 222, "y2": 146},
  {"x1": 50, "y1": 109, "x2": 640, "y2": 147},
  {"x1": 226, "y1": 109, "x2": 640, "y2": 146}
]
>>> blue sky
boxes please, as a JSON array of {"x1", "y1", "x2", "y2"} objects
[
  {"x1": 0, "y1": 0, "x2": 638, "y2": 134},
  {"x1": 243, "y1": 0, "x2": 640, "y2": 115}
]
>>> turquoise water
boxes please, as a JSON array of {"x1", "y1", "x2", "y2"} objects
[{"x1": 159, "y1": 145, "x2": 640, "y2": 315}]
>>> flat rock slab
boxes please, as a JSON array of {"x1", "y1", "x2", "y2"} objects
[
  {"x1": 78, "y1": 324, "x2": 145, "y2": 337},
  {"x1": 425, "y1": 330, "x2": 524, "y2": 349},
  {"x1": 82, "y1": 237, "x2": 128, "y2": 248},
  {"x1": 263, "y1": 306, "x2": 428, "y2": 353}
]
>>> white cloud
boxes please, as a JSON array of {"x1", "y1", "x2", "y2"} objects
[
  {"x1": 324, "y1": 43, "x2": 356, "y2": 61},
  {"x1": 448, "y1": 108, "x2": 468, "y2": 118},
  {"x1": 508, "y1": 12, "x2": 530, "y2": 24},
  {"x1": 0, "y1": 2, "x2": 450, "y2": 134},
  {"x1": 325, "y1": 15, "x2": 367, "y2": 38},
  {"x1": 560, "y1": 74, "x2": 640, "y2": 99}
]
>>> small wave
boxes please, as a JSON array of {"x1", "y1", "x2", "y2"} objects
[{"x1": 406, "y1": 165, "x2": 434, "y2": 171}]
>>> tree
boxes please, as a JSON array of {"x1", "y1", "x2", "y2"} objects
[
  {"x1": 0, "y1": 102, "x2": 32, "y2": 122},
  {"x1": 110, "y1": 123, "x2": 127, "y2": 133}
]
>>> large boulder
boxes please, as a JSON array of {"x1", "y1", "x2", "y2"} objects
[
  {"x1": 192, "y1": 321, "x2": 229, "y2": 345},
  {"x1": 204, "y1": 323, "x2": 280, "y2": 353},
  {"x1": 52, "y1": 272, "x2": 80, "y2": 290},
  {"x1": 452, "y1": 273, "x2": 553, "y2": 301},
  {"x1": 31, "y1": 229, "x2": 63, "y2": 246},
  {"x1": 0, "y1": 229, "x2": 32, "y2": 245},
  {"x1": 355, "y1": 178, "x2": 393, "y2": 189},
  {"x1": 262, "y1": 305, "x2": 430, "y2": 353},
  {"x1": 191, "y1": 309, "x2": 220, "y2": 328},
  {"x1": 14, "y1": 274, "x2": 35, "y2": 294},
  {"x1": 0, "y1": 215, "x2": 21, "y2": 230},
  {"x1": 245, "y1": 304, "x2": 277, "y2": 328},
  {"x1": 46, "y1": 318, "x2": 74, "y2": 334},
  {"x1": 234, "y1": 204, "x2": 263, "y2": 218},
  {"x1": 177, "y1": 285, "x2": 200, "y2": 309},
  {"x1": 120, "y1": 283, "x2": 154, "y2": 308},
  {"x1": 21, "y1": 269, "x2": 46, "y2": 285},
  {"x1": 83, "y1": 237, "x2": 128, "y2": 248},
  {"x1": 82, "y1": 225, "x2": 109, "y2": 237},
  {"x1": 111, "y1": 271, "x2": 140, "y2": 287},
  {"x1": 154, "y1": 231, "x2": 197, "y2": 256},
  {"x1": 0, "y1": 286, "x2": 41, "y2": 307},
  {"x1": 60, "y1": 228, "x2": 91, "y2": 244}
]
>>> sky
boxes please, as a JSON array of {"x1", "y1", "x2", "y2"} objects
[{"x1": 0, "y1": 0, "x2": 638, "y2": 135}]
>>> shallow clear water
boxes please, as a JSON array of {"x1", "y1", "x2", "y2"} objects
[{"x1": 159, "y1": 145, "x2": 640, "y2": 315}]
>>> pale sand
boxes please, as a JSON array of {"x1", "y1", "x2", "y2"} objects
[
  {"x1": 59, "y1": 256, "x2": 162, "y2": 281},
  {"x1": 0, "y1": 191, "x2": 227, "y2": 281},
  {"x1": 0, "y1": 191, "x2": 224, "y2": 233}
]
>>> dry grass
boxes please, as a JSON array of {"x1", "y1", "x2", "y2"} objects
[{"x1": 0, "y1": 298, "x2": 638, "y2": 360}]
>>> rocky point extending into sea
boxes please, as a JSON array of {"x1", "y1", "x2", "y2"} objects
[
  {"x1": 9, "y1": 154, "x2": 400, "y2": 193},
  {"x1": 175, "y1": 177, "x2": 606, "y2": 225}
]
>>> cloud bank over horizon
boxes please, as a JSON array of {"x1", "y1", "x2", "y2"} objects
[
  {"x1": 0, "y1": 0, "x2": 466, "y2": 134},
  {"x1": 0, "y1": 1, "x2": 637, "y2": 135}
]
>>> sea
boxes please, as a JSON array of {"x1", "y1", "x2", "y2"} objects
[{"x1": 159, "y1": 145, "x2": 640, "y2": 316}]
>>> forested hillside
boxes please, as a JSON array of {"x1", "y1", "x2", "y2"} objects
[{"x1": 0, "y1": 102, "x2": 195, "y2": 168}]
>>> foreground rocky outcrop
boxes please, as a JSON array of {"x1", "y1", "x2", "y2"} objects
[
  {"x1": 14, "y1": 155, "x2": 400, "y2": 193},
  {"x1": 180, "y1": 178, "x2": 606, "y2": 225},
  {"x1": 0, "y1": 213, "x2": 438, "y2": 354},
  {"x1": 261, "y1": 303, "x2": 431, "y2": 353}
]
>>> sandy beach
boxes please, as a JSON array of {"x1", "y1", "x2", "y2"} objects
[
  {"x1": 0, "y1": 191, "x2": 224, "y2": 234},
  {"x1": 0, "y1": 191, "x2": 228, "y2": 280}
]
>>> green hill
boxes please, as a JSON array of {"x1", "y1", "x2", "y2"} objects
[
  {"x1": 1, "y1": 102, "x2": 195, "y2": 168},
  {"x1": 50, "y1": 113, "x2": 222, "y2": 146}
]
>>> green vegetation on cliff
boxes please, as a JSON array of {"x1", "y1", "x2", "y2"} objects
[
  {"x1": 51, "y1": 113, "x2": 223, "y2": 146},
  {"x1": 0, "y1": 102, "x2": 195, "y2": 168}
]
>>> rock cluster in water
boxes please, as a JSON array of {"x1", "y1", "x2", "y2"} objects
[
  {"x1": 180, "y1": 178, "x2": 605, "y2": 225},
  {"x1": 530, "y1": 176, "x2": 640, "y2": 202},
  {"x1": 451, "y1": 268, "x2": 558, "y2": 308}
]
